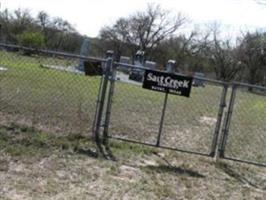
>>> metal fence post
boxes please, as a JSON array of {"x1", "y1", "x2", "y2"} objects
[
  {"x1": 156, "y1": 92, "x2": 168, "y2": 146},
  {"x1": 93, "y1": 57, "x2": 113, "y2": 145},
  {"x1": 92, "y1": 74, "x2": 105, "y2": 136},
  {"x1": 218, "y1": 83, "x2": 237, "y2": 158},
  {"x1": 210, "y1": 84, "x2": 228, "y2": 157},
  {"x1": 103, "y1": 53, "x2": 116, "y2": 145},
  {"x1": 156, "y1": 60, "x2": 175, "y2": 147}
]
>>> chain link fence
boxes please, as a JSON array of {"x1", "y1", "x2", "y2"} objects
[
  {"x1": 108, "y1": 71, "x2": 166, "y2": 145},
  {"x1": 0, "y1": 43, "x2": 104, "y2": 135},
  {"x1": 160, "y1": 81, "x2": 226, "y2": 155},
  {"x1": 0, "y1": 43, "x2": 265, "y2": 167},
  {"x1": 107, "y1": 63, "x2": 228, "y2": 156},
  {"x1": 219, "y1": 83, "x2": 266, "y2": 167}
]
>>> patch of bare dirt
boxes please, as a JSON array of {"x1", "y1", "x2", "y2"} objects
[{"x1": 199, "y1": 116, "x2": 217, "y2": 126}]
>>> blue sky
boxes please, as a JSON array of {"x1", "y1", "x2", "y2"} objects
[{"x1": 1, "y1": 0, "x2": 266, "y2": 37}]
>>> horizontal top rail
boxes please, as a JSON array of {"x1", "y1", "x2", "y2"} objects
[
  {"x1": 233, "y1": 81, "x2": 266, "y2": 91},
  {"x1": 1, "y1": 43, "x2": 264, "y2": 89},
  {"x1": 0, "y1": 43, "x2": 107, "y2": 63},
  {"x1": 114, "y1": 61, "x2": 229, "y2": 86},
  {"x1": 114, "y1": 61, "x2": 148, "y2": 70},
  {"x1": 193, "y1": 76, "x2": 229, "y2": 86}
]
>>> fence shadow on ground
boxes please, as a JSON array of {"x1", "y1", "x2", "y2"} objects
[
  {"x1": 216, "y1": 162, "x2": 265, "y2": 190},
  {"x1": 143, "y1": 165, "x2": 205, "y2": 178},
  {"x1": 76, "y1": 148, "x2": 99, "y2": 158},
  {"x1": 141, "y1": 152, "x2": 205, "y2": 178}
]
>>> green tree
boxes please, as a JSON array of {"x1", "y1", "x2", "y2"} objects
[
  {"x1": 17, "y1": 30, "x2": 45, "y2": 48},
  {"x1": 0, "y1": 8, "x2": 85, "y2": 53}
]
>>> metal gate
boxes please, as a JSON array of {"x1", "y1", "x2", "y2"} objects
[
  {"x1": 93, "y1": 57, "x2": 266, "y2": 167},
  {"x1": 218, "y1": 82, "x2": 266, "y2": 167},
  {"x1": 93, "y1": 58, "x2": 229, "y2": 158}
]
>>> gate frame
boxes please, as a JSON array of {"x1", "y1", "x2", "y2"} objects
[
  {"x1": 92, "y1": 57, "x2": 113, "y2": 145},
  {"x1": 218, "y1": 82, "x2": 266, "y2": 167},
  {"x1": 95, "y1": 59, "x2": 230, "y2": 159}
]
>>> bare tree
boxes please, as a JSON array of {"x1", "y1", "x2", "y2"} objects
[
  {"x1": 209, "y1": 38, "x2": 243, "y2": 81},
  {"x1": 237, "y1": 32, "x2": 266, "y2": 85},
  {"x1": 153, "y1": 31, "x2": 199, "y2": 70},
  {"x1": 37, "y1": 11, "x2": 50, "y2": 31},
  {"x1": 200, "y1": 23, "x2": 243, "y2": 80},
  {"x1": 99, "y1": 4, "x2": 186, "y2": 60},
  {"x1": 12, "y1": 9, "x2": 34, "y2": 33}
]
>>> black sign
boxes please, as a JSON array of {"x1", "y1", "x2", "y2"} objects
[{"x1": 142, "y1": 70, "x2": 193, "y2": 97}]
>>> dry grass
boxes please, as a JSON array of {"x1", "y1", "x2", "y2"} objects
[{"x1": 0, "y1": 123, "x2": 266, "y2": 200}]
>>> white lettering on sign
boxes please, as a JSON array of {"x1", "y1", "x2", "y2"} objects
[{"x1": 147, "y1": 72, "x2": 191, "y2": 89}]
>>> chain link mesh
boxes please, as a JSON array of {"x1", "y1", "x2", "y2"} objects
[
  {"x1": 107, "y1": 66, "x2": 226, "y2": 155},
  {"x1": 108, "y1": 71, "x2": 165, "y2": 144},
  {"x1": 1, "y1": 44, "x2": 265, "y2": 166},
  {"x1": 0, "y1": 45, "x2": 102, "y2": 135},
  {"x1": 223, "y1": 85, "x2": 266, "y2": 165},
  {"x1": 161, "y1": 83, "x2": 224, "y2": 154}
]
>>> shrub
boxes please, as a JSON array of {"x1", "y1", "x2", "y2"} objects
[{"x1": 17, "y1": 30, "x2": 45, "y2": 55}]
